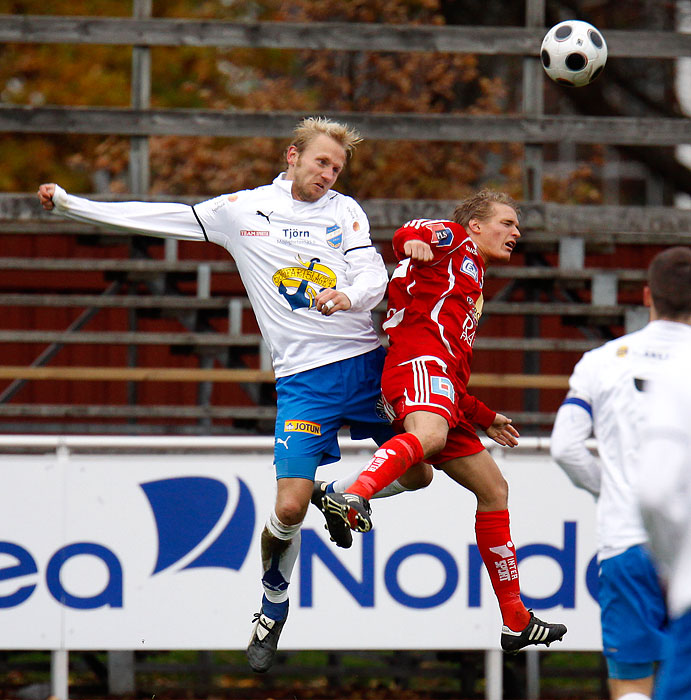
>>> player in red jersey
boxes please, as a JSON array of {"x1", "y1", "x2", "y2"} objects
[{"x1": 320, "y1": 190, "x2": 567, "y2": 652}]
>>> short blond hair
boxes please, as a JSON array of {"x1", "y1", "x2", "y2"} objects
[
  {"x1": 291, "y1": 116, "x2": 362, "y2": 158},
  {"x1": 453, "y1": 189, "x2": 520, "y2": 228}
]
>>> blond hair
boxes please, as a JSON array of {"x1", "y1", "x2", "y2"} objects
[
  {"x1": 291, "y1": 116, "x2": 362, "y2": 158},
  {"x1": 453, "y1": 189, "x2": 520, "y2": 228}
]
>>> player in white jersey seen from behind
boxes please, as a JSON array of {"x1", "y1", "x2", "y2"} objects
[
  {"x1": 37, "y1": 117, "x2": 432, "y2": 673},
  {"x1": 637, "y1": 351, "x2": 691, "y2": 700},
  {"x1": 551, "y1": 247, "x2": 691, "y2": 700}
]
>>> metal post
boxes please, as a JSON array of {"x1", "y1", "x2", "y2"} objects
[
  {"x1": 165, "y1": 238, "x2": 179, "y2": 262},
  {"x1": 108, "y1": 650, "x2": 136, "y2": 695},
  {"x1": 525, "y1": 648, "x2": 540, "y2": 699},
  {"x1": 197, "y1": 264, "x2": 211, "y2": 299},
  {"x1": 522, "y1": 0, "x2": 545, "y2": 202},
  {"x1": 51, "y1": 650, "x2": 69, "y2": 700},
  {"x1": 559, "y1": 237, "x2": 585, "y2": 270},
  {"x1": 522, "y1": 0, "x2": 546, "y2": 418},
  {"x1": 228, "y1": 298, "x2": 243, "y2": 335},
  {"x1": 592, "y1": 272, "x2": 618, "y2": 306},
  {"x1": 484, "y1": 649, "x2": 503, "y2": 700},
  {"x1": 51, "y1": 444, "x2": 70, "y2": 700},
  {"x1": 130, "y1": 0, "x2": 152, "y2": 195}
]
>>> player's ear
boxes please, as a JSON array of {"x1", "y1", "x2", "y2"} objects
[
  {"x1": 468, "y1": 217, "x2": 481, "y2": 233},
  {"x1": 643, "y1": 285, "x2": 652, "y2": 308},
  {"x1": 286, "y1": 144, "x2": 299, "y2": 166}
]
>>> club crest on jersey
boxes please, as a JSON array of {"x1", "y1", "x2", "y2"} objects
[
  {"x1": 425, "y1": 221, "x2": 454, "y2": 247},
  {"x1": 461, "y1": 256, "x2": 479, "y2": 281},
  {"x1": 284, "y1": 420, "x2": 321, "y2": 435},
  {"x1": 326, "y1": 224, "x2": 343, "y2": 248},
  {"x1": 272, "y1": 255, "x2": 337, "y2": 310}
]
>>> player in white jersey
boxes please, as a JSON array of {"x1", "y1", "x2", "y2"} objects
[
  {"x1": 550, "y1": 247, "x2": 691, "y2": 700},
  {"x1": 637, "y1": 353, "x2": 691, "y2": 700},
  {"x1": 37, "y1": 117, "x2": 432, "y2": 673}
]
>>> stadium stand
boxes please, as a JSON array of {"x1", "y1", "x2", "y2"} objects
[{"x1": 1, "y1": 10, "x2": 690, "y2": 436}]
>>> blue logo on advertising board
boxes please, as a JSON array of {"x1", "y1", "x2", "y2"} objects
[{"x1": 141, "y1": 476, "x2": 255, "y2": 574}]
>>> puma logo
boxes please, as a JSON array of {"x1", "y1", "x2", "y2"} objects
[
  {"x1": 256, "y1": 210, "x2": 273, "y2": 224},
  {"x1": 275, "y1": 436, "x2": 291, "y2": 449}
]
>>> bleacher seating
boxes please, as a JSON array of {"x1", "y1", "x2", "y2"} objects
[{"x1": 1, "y1": 206, "x2": 678, "y2": 436}]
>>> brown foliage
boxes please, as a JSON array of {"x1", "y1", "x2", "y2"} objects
[{"x1": 0, "y1": 0, "x2": 596, "y2": 201}]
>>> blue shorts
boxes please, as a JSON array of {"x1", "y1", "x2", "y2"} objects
[
  {"x1": 273, "y1": 347, "x2": 394, "y2": 480},
  {"x1": 599, "y1": 545, "x2": 668, "y2": 671},
  {"x1": 655, "y1": 609, "x2": 691, "y2": 700}
]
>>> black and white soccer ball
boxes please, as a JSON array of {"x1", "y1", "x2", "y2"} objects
[{"x1": 540, "y1": 20, "x2": 607, "y2": 87}]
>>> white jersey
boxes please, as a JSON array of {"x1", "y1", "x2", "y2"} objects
[
  {"x1": 51, "y1": 175, "x2": 388, "y2": 377},
  {"x1": 638, "y1": 356, "x2": 691, "y2": 617},
  {"x1": 550, "y1": 320, "x2": 691, "y2": 560}
]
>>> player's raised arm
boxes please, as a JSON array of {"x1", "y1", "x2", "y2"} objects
[{"x1": 37, "y1": 183, "x2": 208, "y2": 242}]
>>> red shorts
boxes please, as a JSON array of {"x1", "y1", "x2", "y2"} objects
[{"x1": 380, "y1": 357, "x2": 484, "y2": 464}]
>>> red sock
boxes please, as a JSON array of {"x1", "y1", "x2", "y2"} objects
[
  {"x1": 347, "y1": 433, "x2": 424, "y2": 500},
  {"x1": 475, "y1": 509, "x2": 530, "y2": 631}
]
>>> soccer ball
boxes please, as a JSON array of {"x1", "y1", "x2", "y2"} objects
[{"x1": 540, "y1": 20, "x2": 607, "y2": 87}]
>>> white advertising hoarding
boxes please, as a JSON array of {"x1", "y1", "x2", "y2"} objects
[{"x1": 0, "y1": 439, "x2": 599, "y2": 651}]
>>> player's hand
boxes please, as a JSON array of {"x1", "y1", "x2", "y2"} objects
[
  {"x1": 37, "y1": 183, "x2": 57, "y2": 210},
  {"x1": 404, "y1": 239, "x2": 433, "y2": 262},
  {"x1": 485, "y1": 413, "x2": 520, "y2": 448},
  {"x1": 315, "y1": 289, "x2": 351, "y2": 316}
]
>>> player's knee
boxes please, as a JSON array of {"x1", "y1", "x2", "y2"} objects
[
  {"x1": 417, "y1": 432, "x2": 447, "y2": 458},
  {"x1": 274, "y1": 497, "x2": 308, "y2": 526},
  {"x1": 479, "y1": 473, "x2": 509, "y2": 510},
  {"x1": 401, "y1": 462, "x2": 434, "y2": 491}
]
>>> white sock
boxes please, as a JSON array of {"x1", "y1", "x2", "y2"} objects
[
  {"x1": 330, "y1": 470, "x2": 410, "y2": 499},
  {"x1": 616, "y1": 693, "x2": 650, "y2": 700},
  {"x1": 267, "y1": 509, "x2": 301, "y2": 540},
  {"x1": 262, "y1": 510, "x2": 302, "y2": 604}
]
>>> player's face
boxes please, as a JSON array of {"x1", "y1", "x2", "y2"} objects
[
  {"x1": 286, "y1": 134, "x2": 347, "y2": 202},
  {"x1": 468, "y1": 203, "x2": 520, "y2": 265}
]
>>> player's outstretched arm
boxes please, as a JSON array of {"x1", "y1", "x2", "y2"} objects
[
  {"x1": 485, "y1": 413, "x2": 520, "y2": 448},
  {"x1": 36, "y1": 182, "x2": 207, "y2": 242}
]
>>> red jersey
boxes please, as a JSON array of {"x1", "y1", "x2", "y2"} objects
[{"x1": 382, "y1": 218, "x2": 494, "y2": 429}]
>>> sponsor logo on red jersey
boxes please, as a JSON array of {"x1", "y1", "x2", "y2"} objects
[{"x1": 425, "y1": 221, "x2": 454, "y2": 247}]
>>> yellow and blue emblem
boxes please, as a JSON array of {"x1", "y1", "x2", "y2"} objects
[{"x1": 272, "y1": 255, "x2": 337, "y2": 310}]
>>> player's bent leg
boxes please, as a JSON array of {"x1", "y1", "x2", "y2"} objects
[
  {"x1": 312, "y1": 463, "x2": 432, "y2": 548},
  {"x1": 323, "y1": 460, "x2": 432, "y2": 500},
  {"x1": 397, "y1": 461, "x2": 434, "y2": 491}
]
